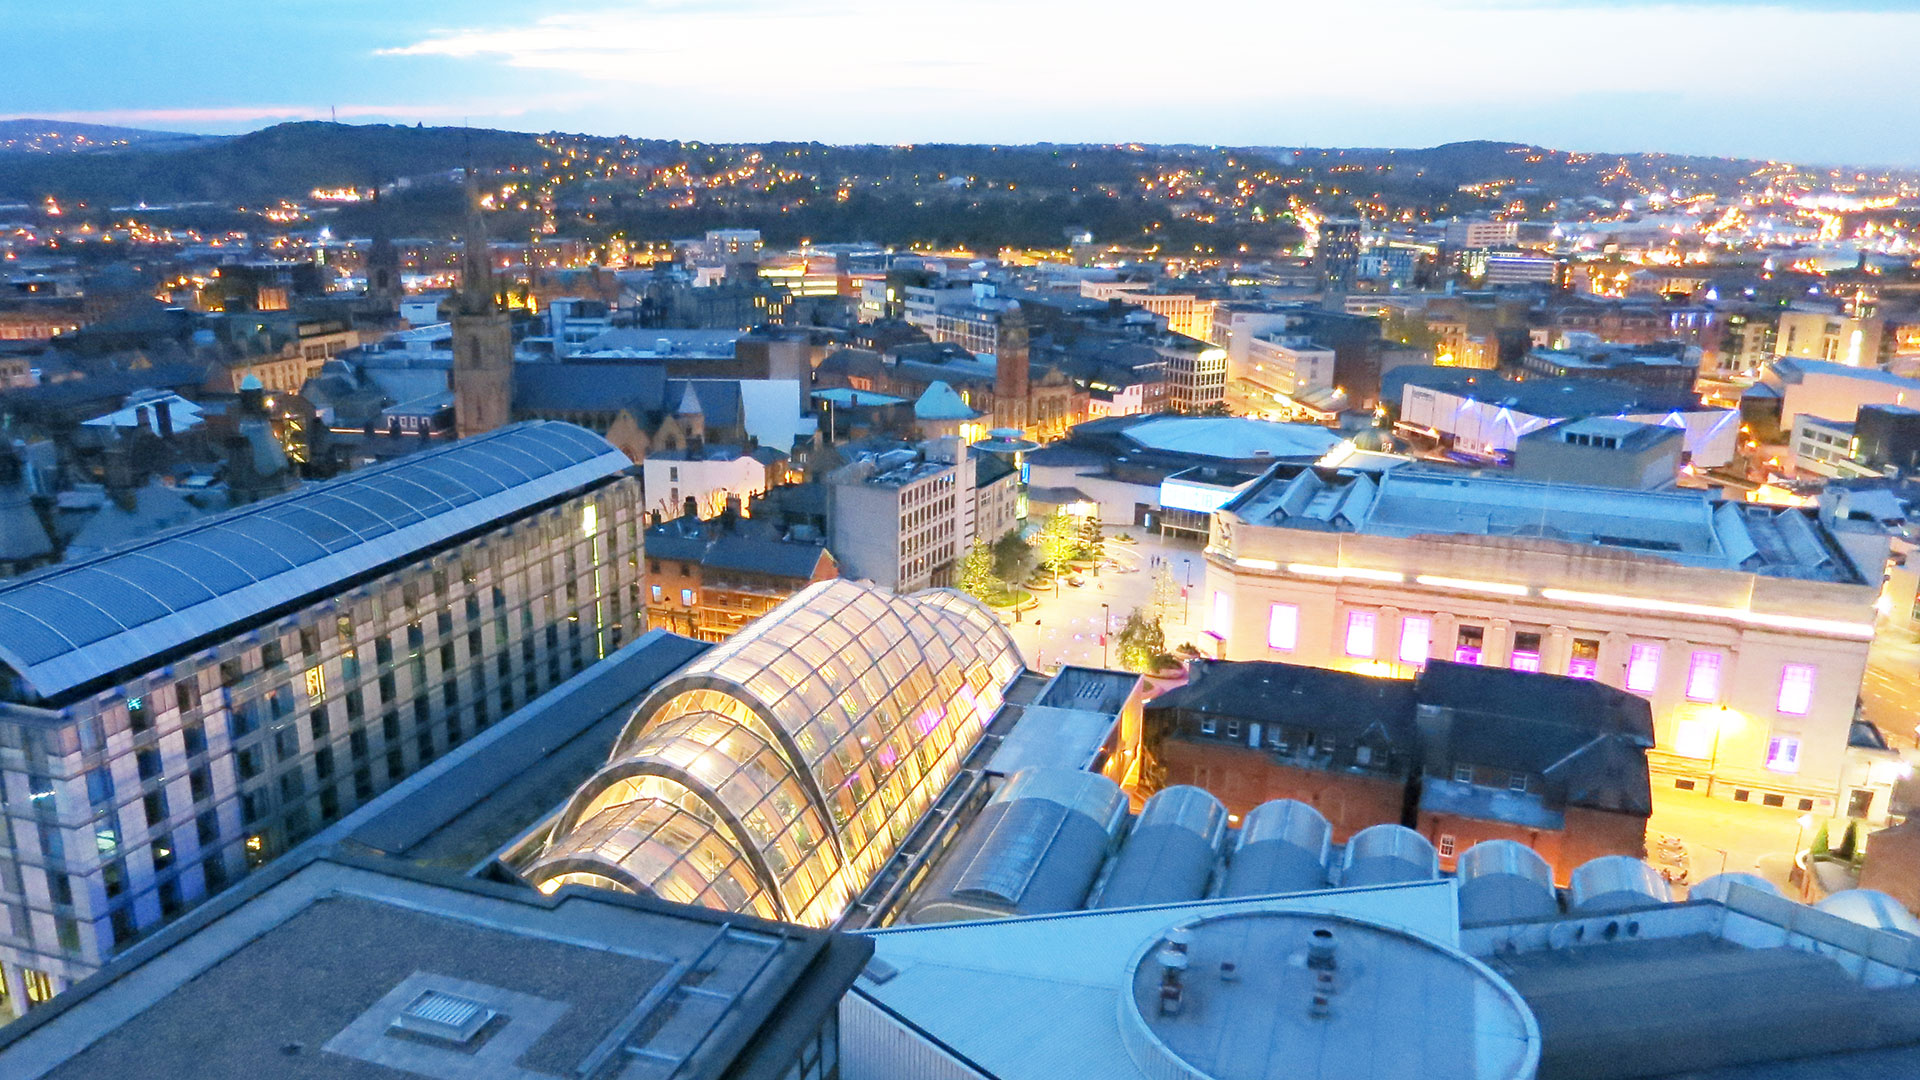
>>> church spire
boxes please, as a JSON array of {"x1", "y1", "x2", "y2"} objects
[{"x1": 456, "y1": 165, "x2": 499, "y2": 316}]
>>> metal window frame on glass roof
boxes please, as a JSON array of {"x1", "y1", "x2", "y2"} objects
[
  {"x1": 0, "y1": 422, "x2": 631, "y2": 702},
  {"x1": 528, "y1": 579, "x2": 1023, "y2": 926}
]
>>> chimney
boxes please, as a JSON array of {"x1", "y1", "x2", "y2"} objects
[
  {"x1": 155, "y1": 398, "x2": 175, "y2": 439},
  {"x1": 682, "y1": 495, "x2": 698, "y2": 520},
  {"x1": 722, "y1": 494, "x2": 742, "y2": 530},
  {"x1": 103, "y1": 434, "x2": 136, "y2": 512}
]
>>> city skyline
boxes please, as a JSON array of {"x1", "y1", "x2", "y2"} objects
[{"x1": 5, "y1": 0, "x2": 1920, "y2": 167}]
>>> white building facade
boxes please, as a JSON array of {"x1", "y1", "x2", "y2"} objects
[{"x1": 1202, "y1": 466, "x2": 1890, "y2": 821}]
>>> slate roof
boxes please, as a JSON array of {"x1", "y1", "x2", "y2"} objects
[
  {"x1": 512, "y1": 361, "x2": 668, "y2": 415},
  {"x1": 1147, "y1": 659, "x2": 1420, "y2": 755},
  {"x1": 1415, "y1": 661, "x2": 1655, "y2": 817}
]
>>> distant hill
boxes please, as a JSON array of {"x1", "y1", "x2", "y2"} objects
[
  {"x1": 0, "y1": 119, "x2": 217, "y2": 155},
  {"x1": 0, "y1": 121, "x2": 542, "y2": 203}
]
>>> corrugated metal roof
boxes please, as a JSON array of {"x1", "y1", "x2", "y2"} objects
[{"x1": 0, "y1": 421, "x2": 630, "y2": 701}]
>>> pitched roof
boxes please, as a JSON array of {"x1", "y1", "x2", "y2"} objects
[
  {"x1": 1415, "y1": 661, "x2": 1654, "y2": 816},
  {"x1": 1147, "y1": 659, "x2": 1419, "y2": 751},
  {"x1": 511, "y1": 361, "x2": 667, "y2": 415}
]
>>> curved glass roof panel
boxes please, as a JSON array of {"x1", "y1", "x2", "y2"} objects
[
  {"x1": 0, "y1": 422, "x2": 630, "y2": 701},
  {"x1": 526, "y1": 798, "x2": 779, "y2": 920},
  {"x1": 531, "y1": 580, "x2": 1024, "y2": 927}
]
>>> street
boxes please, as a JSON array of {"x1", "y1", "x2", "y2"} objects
[{"x1": 997, "y1": 530, "x2": 1209, "y2": 673}]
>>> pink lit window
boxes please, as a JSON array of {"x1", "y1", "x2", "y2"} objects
[
  {"x1": 1398, "y1": 616, "x2": 1431, "y2": 665},
  {"x1": 1777, "y1": 664, "x2": 1815, "y2": 715},
  {"x1": 1207, "y1": 590, "x2": 1232, "y2": 638},
  {"x1": 1344, "y1": 611, "x2": 1377, "y2": 657},
  {"x1": 1685, "y1": 651, "x2": 1721, "y2": 702},
  {"x1": 1454, "y1": 625, "x2": 1484, "y2": 665},
  {"x1": 1766, "y1": 736, "x2": 1801, "y2": 773},
  {"x1": 1625, "y1": 643, "x2": 1661, "y2": 693},
  {"x1": 1267, "y1": 603, "x2": 1299, "y2": 651}
]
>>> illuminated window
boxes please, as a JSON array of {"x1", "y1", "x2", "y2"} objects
[
  {"x1": 1685, "y1": 651, "x2": 1721, "y2": 702},
  {"x1": 1454, "y1": 625, "x2": 1483, "y2": 665},
  {"x1": 1267, "y1": 603, "x2": 1298, "y2": 651},
  {"x1": 1626, "y1": 642, "x2": 1661, "y2": 693},
  {"x1": 1208, "y1": 590, "x2": 1232, "y2": 638},
  {"x1": 303, "y1": 665, "x2": 325, "y2": 701},
  {"x1": 1438, "y1": 834, "x2": 1456, "y2": 858},
  {"x1": 1509, "y1": 631, "x2": 1542, "y2": 673},
  {"x1": 650, "y1": 584, "x2": 663, "y2": 602},
  {"x1": 1777, "y1": 664, "x2": 1815, "y2": 716},
  {"x1": 1765, "y1": 736, "x2": 1801, "y2": 773},
  {"x1": 1398, "y1": 616, "x2": 1431, "y2": 665},
  {"x1": 1568, "y1": 638, "x2": 1599, "y2": 680},
  {"x1": 1344, "y1": 611, "x2": 1376, "y2": 657},
  {"x1": 681, "y1": 588, "x2": 696, "y2": 606}
]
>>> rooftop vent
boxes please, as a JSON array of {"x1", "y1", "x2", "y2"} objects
[{"x1": 388, "y1": 989, "x2": 497, "y2": 1046}]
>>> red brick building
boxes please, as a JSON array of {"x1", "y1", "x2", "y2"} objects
[
  {"x1": 1142, "y1": 658, "x2": 1654, "y2": 883},
  {"x1": 1143, "y1": 661, "x2": 1418, "y2": 841}
]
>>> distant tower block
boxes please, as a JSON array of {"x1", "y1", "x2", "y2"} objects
[{"x1": 448, "y1": 168, "x2": 514, "y2": 439}]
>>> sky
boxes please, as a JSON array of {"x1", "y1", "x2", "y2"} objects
[{"x1": 3, "y1": 0, "x2": 1919, "y2": 165}]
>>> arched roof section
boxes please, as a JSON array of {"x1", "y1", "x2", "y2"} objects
[
  {"x1": 537, "y1": 580, "x2": 1025, "y2": 927},
  {"x1": 524, "y1": 797, "x2": 779, "y2": 920}
]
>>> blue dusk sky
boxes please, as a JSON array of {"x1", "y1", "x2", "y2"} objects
[{"x1": 2, "y1": 0, "x2": 1918, "y2": 165}]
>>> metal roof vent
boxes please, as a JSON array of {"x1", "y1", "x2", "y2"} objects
[{"x1": 389, "y1": 988, "x2": 497, "y2": 1046}]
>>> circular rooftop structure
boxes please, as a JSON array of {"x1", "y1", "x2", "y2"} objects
[
  {"x1": 1123, "y1": 417, "x2": 1344, "y2": 461},
  {"x1": 1120, "y1": 911, "x2": 1539, "y2": 1080}
]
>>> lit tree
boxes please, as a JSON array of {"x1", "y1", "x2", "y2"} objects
[
  {"x1": 1117, "y1": 607, "x2": 1168, "y2": 673},
  {"x1": 1149, "y1": 563, "x2": 1179, "y2": 622},
  {"x1": 958, "y1": 540, "x2": 998, "y2": 602},
  {"x1": 1037, "y1": 509, "x2": 1081, "y2": 582}
]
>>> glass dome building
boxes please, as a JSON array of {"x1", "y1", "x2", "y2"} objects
[{"x1": 525, "y1": 579, "x2": 1024, "y2": 926}]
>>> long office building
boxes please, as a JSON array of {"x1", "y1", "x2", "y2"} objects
[
  {"x1": 520, "y1": 579, "x2": 1025, "y2": 927},
  {"x1": 1200, "y1": 464, "x2": 1890, "y2": 822},
  {"x1": 0, "y1": 421, "x2": 644, "y2": 1011}
]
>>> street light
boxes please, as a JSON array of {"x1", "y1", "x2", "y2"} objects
[{"x1": 1182, "y1": 557, "x2": 1193, "y2": 623}]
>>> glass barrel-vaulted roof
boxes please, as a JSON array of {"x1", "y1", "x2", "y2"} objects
[
  {"x1": 526, "y1": 579, "x2": 1024, "y2": 926},
  {"x1": 0, "y1": 422, "x2": 630, "y2": 702}
]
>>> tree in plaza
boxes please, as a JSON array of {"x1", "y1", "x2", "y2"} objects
[
  {"x1": 1149, "y1": 562, "x2": 1179, "y2": 622},
  {"x1": 958, "y1": 540, "x2": 998, "y2": 602},
  {"x1": 1075, "y1": 512, "x2": 1106, "y2": 564},
  {"x1": 992, "y1": 529, "x2": 1036, "y2": 583},
  {"x1": 1036, "y1": 508, "x2": 1080, "y2": 580},
  {"x1": 1116, "y1": 607, "x2": 1169, "y2": 673}
]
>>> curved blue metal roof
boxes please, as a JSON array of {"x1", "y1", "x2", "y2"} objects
[{"x1": 0, "y1": 421, "x2": 631, "y2": 702}]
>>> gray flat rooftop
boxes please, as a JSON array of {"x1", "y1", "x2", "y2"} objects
[
  {"x1": 0, "y1": 857, "x2": 864, "y2": 1080},
  {"x1": 1035, "y1": 665, "x2": 1141, "y2": 717},
  {"x1": 1227, "y1": 466, "x2": 1865, "y2": 583},
  {"x1": 1488, "y1": 934, "x2": 1920, "y2": 1080}
]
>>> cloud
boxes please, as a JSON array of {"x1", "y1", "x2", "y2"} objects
[
  {"x1": 12, "y1": 103, "x2": 510, "y2": 128},
  {"x1": 379, "y1": 0, "x2": 1920, "y2": 112}
]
